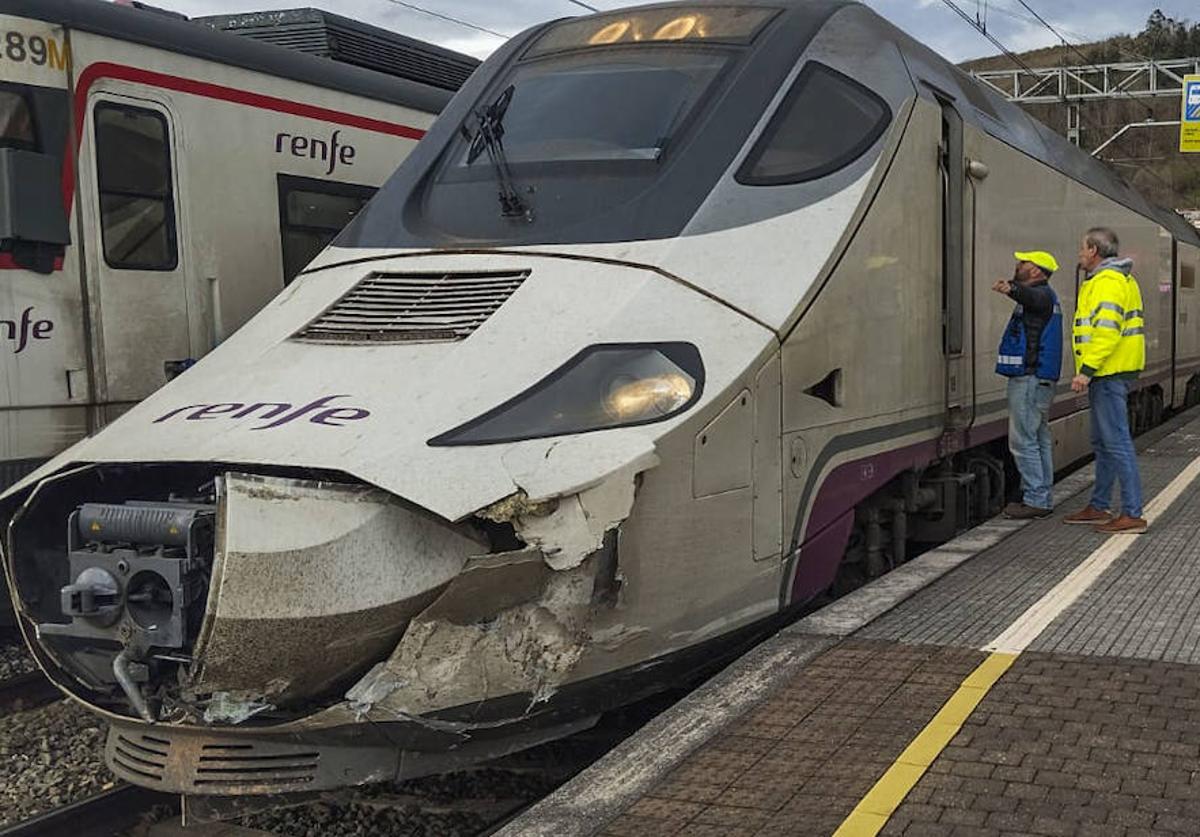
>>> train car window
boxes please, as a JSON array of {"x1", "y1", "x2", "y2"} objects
[
  {"x1": 736, "y1": 62, "x2": 891, "y2": 186},
  {"x1": 1183, "y1": 262, "x2": 1196, "y2": 290},
  {"x1": 95, "y1": 104, "x2": 178, "y2": 270},
  {"x1": 0, "y1": 90, "x2": 35, "y2": 149},
  {"x1": 277, "y1": 175, "x2": 377, "y2": 284}
]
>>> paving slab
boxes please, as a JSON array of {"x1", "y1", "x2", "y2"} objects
[{"x1": 500, "y1": 412, "x2": 1200, "y2": 837}]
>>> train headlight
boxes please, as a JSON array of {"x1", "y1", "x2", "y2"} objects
[
  {"x1": 429, "y1": 343, "x2": 703, "y2": 446},
  {"x1": 603, "y1": 373, "x2": 693, "y2": 421}
]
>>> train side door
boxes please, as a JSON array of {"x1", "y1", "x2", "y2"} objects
[
  {"x1": 78, "y1": 95, "x2": 192, "y2": 419},
  {"x1": 937, "y1": 96, "x2": 974, "y2": 431}
]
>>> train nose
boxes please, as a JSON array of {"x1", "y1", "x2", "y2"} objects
[{"x1": 40, "y1": 472, "x2": 483, "y2": 722}]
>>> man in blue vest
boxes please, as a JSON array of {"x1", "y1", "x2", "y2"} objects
[{"x1": 992, "y1": 250, "x2": 1064, "y2": 519}]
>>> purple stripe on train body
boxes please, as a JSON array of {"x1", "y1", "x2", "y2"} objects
[
  {"x1": 790, "y1": 508, "x2": 855, "y2": 604},
  {"x1": 787, "y1": 403, "x2": 1068, "y2": 604},
  {"x1": 803, "y1": 437, "x2": 940, "y2": 538},
  {"x1": 789, "y1": 434, "x2": 941, "y2": 604},
  {"x1": 787, "y1": 361, "x2": 1192, "y2": 604}
]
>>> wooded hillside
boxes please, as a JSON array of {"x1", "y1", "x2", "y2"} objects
[{"x1": 959, "y1": 10, "x2": 1200, "y2": 212}]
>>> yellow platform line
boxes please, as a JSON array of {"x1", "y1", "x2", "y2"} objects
[{"x1": 832, "y1": 651, "x2": 1017, "y2": 837}]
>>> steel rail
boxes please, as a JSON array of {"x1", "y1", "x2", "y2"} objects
[
  {"x1": 0, "y1": 671, "x2": 61, "y2": 714},
  {"x1": 0, "y1": 785, "x2": 178, "y2": 837}
]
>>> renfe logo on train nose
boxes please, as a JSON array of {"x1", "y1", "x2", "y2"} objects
[{"x1": 153, "y1": 395, "x2": 370, "y2": 430}]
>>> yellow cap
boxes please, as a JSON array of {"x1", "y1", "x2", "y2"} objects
[{"x1": 1014, "y1": 250, "x2": 1059, "y2": 274}]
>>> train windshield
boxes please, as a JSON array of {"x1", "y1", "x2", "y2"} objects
[
  {"x1": 337, "y1": 3, "x2": 845, "y2": 250},
  {"x1": 454, "y1": 50, "x2": 726, "y2": 169}
]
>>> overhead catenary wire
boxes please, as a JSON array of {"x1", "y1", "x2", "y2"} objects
[
  {"x1": 380, "y1": 0, "x2": 604, "y2": 42},
  {"x1": 938, "y1": 0, "x2": 1040, "y2": 75},
  {"x1": 380, "y1": 0, "x2": 512, "y2": 39},
  {"x1": 1005, "y1": 0, "x2": 1196, "y2": 194},
  {"x1": 942, "y1": 0, "x2": 1189, "y2": 196}
]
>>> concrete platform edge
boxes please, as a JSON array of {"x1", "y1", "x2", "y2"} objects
[{"x1": 494, "y1": 633, "x2": 838, "y2": 837}]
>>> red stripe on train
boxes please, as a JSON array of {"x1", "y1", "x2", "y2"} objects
[{"x1": 2, "y1": 61, "x2": 428, "y2": 272}]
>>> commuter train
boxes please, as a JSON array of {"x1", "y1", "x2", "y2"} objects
[
  {"x1": 4, "y1": 0, "x2": 1199, "y2": 804},
  {"x1": 0, "y1": 0, "x2": 472, "y2": 491}
]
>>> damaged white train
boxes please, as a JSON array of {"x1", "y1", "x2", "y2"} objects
[{"x1": 6, "y1": 0, "x2": 1200, "y2": 799}]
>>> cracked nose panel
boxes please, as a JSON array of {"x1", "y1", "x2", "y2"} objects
[{"x1": 189, "y1": 473, "x2": 483, "y2": 706}]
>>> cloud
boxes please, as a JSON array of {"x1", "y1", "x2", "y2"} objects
[{"x1": 148, "y1": 0, "x2": 1198, "y2": 65}]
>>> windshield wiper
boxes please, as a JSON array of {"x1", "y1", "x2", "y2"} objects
[{"x1": 462, "y1": 85, "x2": 533, "y2": 221}]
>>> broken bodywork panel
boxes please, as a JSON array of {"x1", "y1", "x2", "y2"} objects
[
  {"x1": 345, "y1": 455, "x2": 644, "y2": 718},
  {"x1": 185, "y1": 473, "x2": 482, "y2": 713},
  {"x1": 348, "y1": 543, "x2": 619, "y2": 719},
  {"x1": 1, "y1": 452, "x2": 650, "y2": 795},
  {"x1": 9, "y1": 467, "x2": 484, "y2": 723}
]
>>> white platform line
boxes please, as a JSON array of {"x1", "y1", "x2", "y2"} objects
[{"x1": 985, "y1": 454, "x2": 1200, "y2": 654}]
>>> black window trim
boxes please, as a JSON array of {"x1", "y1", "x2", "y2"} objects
[
  {"x1": 277, "y1": 173, "x2": 378, "y2": 285},
  {"x1": 0, "y1": 82, "x2": 40, "y2": 153},
  {"x1": 94, "y1": 101, "x2": 179, "y2": 271},
  {"x1": 735, "y1": 61, "x2": 893, "y2": 187}
]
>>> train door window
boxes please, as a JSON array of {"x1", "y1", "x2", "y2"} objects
[
  {"x1": 736, "y1": 62, "x2": 891, "y2": 186},
  {"x1": 94, "y1": 103, "x2": 178, "y2": 270},
  {"x1": 1183, "y1": 261, "x2": 1196, "y2": 290},
  {"x1": 0, "y1": 90, "x2": 35, "y2": 149},
  {"x1": 277, "y1": 175, "x2": 377, "y2": 284}
]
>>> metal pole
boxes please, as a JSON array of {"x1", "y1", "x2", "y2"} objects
[{"x1": 1091, "y1": 120, "x2": 1182, "y2": 157}]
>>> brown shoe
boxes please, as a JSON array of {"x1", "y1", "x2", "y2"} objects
[
  {"x1": 1063, "y1": 506, "x2": 1113, "y2": 525},
  {"x1": 1095, "y1": 515, "x2": 1148, "y2": 535},
  {"x1": 1004, "y1": 502, "x2": 1053, "y2": 520}
]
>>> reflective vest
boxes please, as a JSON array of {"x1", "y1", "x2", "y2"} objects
[
  {"x1": 1072, "y1": 269, "x2": 1145, "y2": 377},
  {"x1": 995, "y1": 287, "x2": 1063, "y2": 380}
]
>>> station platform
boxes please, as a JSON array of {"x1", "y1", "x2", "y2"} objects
[{"x1": 500, "y1": 411, "x2": 1200, "y2": 837}]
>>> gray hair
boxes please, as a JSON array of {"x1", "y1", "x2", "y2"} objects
[{"x1": 1085, "y1": 227, "x2": 1120, "y2": 258}]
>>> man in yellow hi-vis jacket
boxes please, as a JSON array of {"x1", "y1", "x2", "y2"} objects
[{"x1": 1063, "y1": 227, "x2": 1147, "y2": 534}]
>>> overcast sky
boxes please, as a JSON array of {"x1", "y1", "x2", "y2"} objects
[{"x1": 154, "y1": 0, "x2": 1198, "y2": 64}]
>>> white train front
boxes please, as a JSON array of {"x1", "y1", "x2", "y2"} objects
[{"x1": 4, "y1": 0, "x2": 1200, "y2": 798}]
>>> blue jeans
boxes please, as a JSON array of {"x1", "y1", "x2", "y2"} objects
[
  {"x1": 1089, "y1": 376, "x2": 1144, "y2": 518},
  {"x1": 1007, "y1": 375, "x2": 1055, "y2": 509}
]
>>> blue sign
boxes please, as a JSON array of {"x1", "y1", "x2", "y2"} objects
[{"x1": 1184, "y1": 75, "x2": 1200, "y2": 152}]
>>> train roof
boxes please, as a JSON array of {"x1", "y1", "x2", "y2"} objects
[
  {"x1": 196, "y1": 8, "x2": 478, "y2": 93},
  {"x1": 836, "y1": 3, "x2": 1200, "y2": 247},
  {"x1": 0, "y1": 0, "x2": 454, "y2": 115}
]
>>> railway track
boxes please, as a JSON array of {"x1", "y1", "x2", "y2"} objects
[
  {"x1": 0, "y1": 785, "x2": 176, "y2": 837},
  {"x1": 0, "y1": 690, "x2": 679, "y2": 837},
  {"x1": 0, "y1": 670, "x2": 61, "y2": 714},
  {"x1": 0, "y1": 629, "x2": 58, "y2": 715}
]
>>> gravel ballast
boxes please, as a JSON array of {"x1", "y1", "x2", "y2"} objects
[
  {"x1": 0, "y1": 699, "x2": 113, "y2": 827},
  {"x1": 0, "y1": 636, "x2": 38, "y2": 681}
]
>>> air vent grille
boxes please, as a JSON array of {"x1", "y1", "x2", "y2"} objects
[
  {"x1": 111, "y1": 733, "x2": 169, "y2": 782},
  {"x1": 194, "y1": 743, "x2": 319, "y2": 787},
  {"x1": 294, "y1": 270, "x2": 529, "y2": 344}
]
